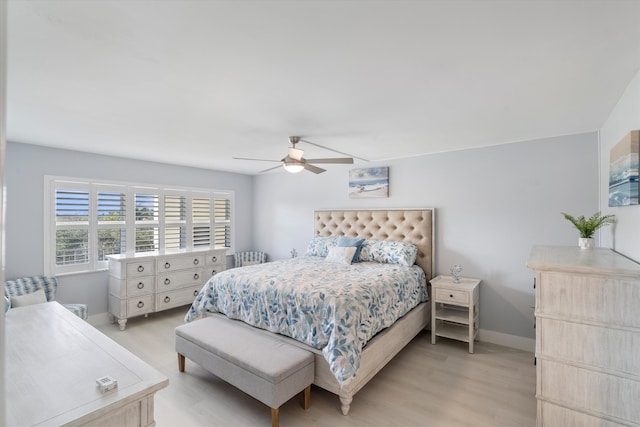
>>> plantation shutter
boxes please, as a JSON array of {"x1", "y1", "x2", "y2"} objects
[
  {"x1": 96, "y1": 187, "x2": 126, "y2": 264},
  {"x1": 54, "y1": 188, "x2": 90, "y2": 268},
  {"x1": 164, "y1": 194, "x2": 187, "y2": 249},
  {"x1": 214, "y1": 196, "x2": 231, "y2": 249},
  {"x1": 192, "y1": 196, "x2": 211, "y2": 247},
  {"x1": 135, "y1": 192, "x2": 159, "y2": 253}
]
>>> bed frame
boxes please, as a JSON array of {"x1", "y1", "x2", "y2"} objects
[{"x1": 211, "y1": 208, "x2": 435, "y2": 415}]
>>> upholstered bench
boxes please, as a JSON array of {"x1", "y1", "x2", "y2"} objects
[{"x1": 175, "y1": 316, "x2": 314, "y2": 427}]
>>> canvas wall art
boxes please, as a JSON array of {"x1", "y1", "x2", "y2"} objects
[
  {"x1": 349, "y1": 167, "x2": 389, "y2": 199},
  {"x1": 609, "y1": 130, "x2": 639, "y2": 207}
]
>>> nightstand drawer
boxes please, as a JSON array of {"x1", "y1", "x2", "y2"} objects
[{"x1": 435, "y1": 288, "x2": 469, "y2": 305}]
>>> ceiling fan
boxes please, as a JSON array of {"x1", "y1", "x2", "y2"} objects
[{"x1": 233, "y1": 136, "x2": 367, "y2": 174}]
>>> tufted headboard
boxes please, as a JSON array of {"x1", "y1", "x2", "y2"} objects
[{"x1": 313, "y1": 209, "x2": 435, "y2": 280}]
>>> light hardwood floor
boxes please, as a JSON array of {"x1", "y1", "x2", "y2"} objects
[{"x1": 96, "y1": 307, "x2": 536, "y2": 427}]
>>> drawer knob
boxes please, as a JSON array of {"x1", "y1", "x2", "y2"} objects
[
  {"x1": 212, "y1": 270, "x2": 217, "y2": 276},
  {"x1": 164, "y1": 296, "x2": 171, "y2": 303},
  {"x1": 193, "y1": 289, "x2": 198, "y2": 296},
  {"x1": 194, "y1": 273, "x2": 199, "y2": 280},
  {"x1": 450, "y1": 294, "x2": 454, "y2": 298},
  {"x1": 211, "y1": 256, "x2": 217, "y2": 262},
  {"x1": 193, "y1": 258, "x2": 199, "y2": 265},
  {"x1": 164, "y1": 278, "x2": 171, "y2": 285},
  {"x1": 137, "y1": 282, "x2": 144, "y2": 290},
  {"x1": 137, "y1": 301, "x2": 144, "y2": 308},
  {"x1": 164, "y1": 262, "x2": 171, "y2": 269},
  {"x1": 137, "y1": 265, "x2": 144, "y2": 272}
]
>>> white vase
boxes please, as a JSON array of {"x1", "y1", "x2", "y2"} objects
[{"x1": 578, "y1": 238, "x2": 594, "y2": 249}]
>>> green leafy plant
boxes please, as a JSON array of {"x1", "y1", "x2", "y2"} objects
[{"x1": 561, "y1": 211, "x2": 616, "y2": 238}]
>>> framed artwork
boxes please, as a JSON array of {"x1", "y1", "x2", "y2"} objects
[
  {"x1": 609, "y1": 130, "x2": 639, "y2": 207},
  {"x1": 349, "y1": 167, "x2": 389, "y2": 199}
]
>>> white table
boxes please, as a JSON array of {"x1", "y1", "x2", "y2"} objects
[{"x1": 5, "y1": 302, "x2": 168, "y2": 426}]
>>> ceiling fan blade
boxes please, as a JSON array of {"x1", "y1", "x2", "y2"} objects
[
  {"x1": 304, "y1": 163, "x2": 326, "y2": 174},
  {"x1": 300, "y1": 138, "x2": 369, "y2": 162},
  {"x1": 233, "y1": 157, "x2": 280, "y2": 162},
  {"x1": 305, "y1": 157, "x2": 354, "y2": 164},
  {"x1": 288, "y1": 147, "x2": 304, "y2": 161},
  {"x1": 258, "y1": 164, "x2": 283, "y2": 173}
]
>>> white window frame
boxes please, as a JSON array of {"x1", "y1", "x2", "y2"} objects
[{"x1": 44, "y1": 176, "x2": 235, "y2": 275}]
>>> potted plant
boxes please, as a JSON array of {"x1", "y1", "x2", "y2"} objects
[{"x1": 561, "y1": 211, "x2": 616, "y2": 249}]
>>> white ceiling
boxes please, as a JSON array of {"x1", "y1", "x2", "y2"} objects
[{"x1": 7, "y1": 1, "x2": 640, "y2": 175}]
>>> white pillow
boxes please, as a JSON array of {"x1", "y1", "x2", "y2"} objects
[
  {"x1": 10, "y1": 289, "x2": 47, "y2": 308},
  {"x1": 325, "y1": 246, "x2": 357, "y2": 265}
]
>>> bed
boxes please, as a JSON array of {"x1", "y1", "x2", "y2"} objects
[{"x1": 185, "y1": 208, "x2": 435, "y2": 415}]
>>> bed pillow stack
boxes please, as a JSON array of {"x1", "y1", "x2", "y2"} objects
[{"x1": 305, "y1": 236, "x2": 418, "y2": 267}]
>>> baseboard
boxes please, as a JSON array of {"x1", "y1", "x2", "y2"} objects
[{"x1": 478, "y1": 328, "x2": 535, "y2": 353}]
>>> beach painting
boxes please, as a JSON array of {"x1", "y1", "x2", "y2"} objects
[
  {"x1": 609, "y1": 130, "x2": 639, "y2": 207},
  {"x1": 349, "y1": 167, "x2": 389, "y2": 199}
]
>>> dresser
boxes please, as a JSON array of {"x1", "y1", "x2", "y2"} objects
[
  {"x1": 109, "y1": 248, "x2": 226, "y2": 330},
  {"x1": 527, "y1": 245, "x2": 640, "y2": 426},
  {"x1": 6, "y1": 302, "x2": 168, "y2": 426}
]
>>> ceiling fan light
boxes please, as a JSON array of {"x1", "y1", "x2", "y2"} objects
[{"x1": 283, "y1": 163, "x2": 304, "y2": 173}]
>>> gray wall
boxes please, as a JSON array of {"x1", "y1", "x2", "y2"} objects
[
  {"x1": 253, "y1": 133, "x2": 599, "y2": 346},
  {"x1": 599, "y1": 69, "x2": 640, "y2": 262},
  {"x1": 6, "y1": 132, "x2": 600, "y2": 347},
  {"x1": 5, "y1": 142, "x2": 254, "y2": 315}
]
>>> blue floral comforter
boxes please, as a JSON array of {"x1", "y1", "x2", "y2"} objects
[{"x1": 185, "y1": 256, "x2": 428, "y2": 386}]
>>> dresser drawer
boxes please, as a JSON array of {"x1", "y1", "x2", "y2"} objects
[
  {"x1": 157, "y1": 269, "x2": 206, "y2": 291},
  {"x1": 539, "y1": 359, "x2": 640, "y2": 424},
  {"x1": 126, "y1": 276, "x2": 155, "y2": 297},
  {"x1": 126, "y1": 294, "x2": 154, "y2": 317},
  {"x1": 538, "y1": 271, "x2": 640, "y2": 328},
  {"x1": 435, "y1": 288, "x2": 469, "y2": 305},
  {"x1": 158, "y1": 255, "x2": 205, "y2": 272},
  {"x1": 156, "y1": 286, "x2": 201, "y2": 311},
  {"x1": 125, "y1": 261, "x2": 155, "y2": 278},
  {"x1": 205, "y1": 250, "x2": 225, "y2": 266},
  {"x1": 537, "y1": 317, "x2": 640, "y2": 375},
  {"x1": 539, "y1": 401, "x2": 623, "y2": 427}
]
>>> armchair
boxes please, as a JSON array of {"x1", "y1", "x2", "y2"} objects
[
  {"x1": 234, "y1": 251, "x2": 267, "y2": 268},
  {"x1": 4, "y1": 275, "x2": 88, "y2": 320}
]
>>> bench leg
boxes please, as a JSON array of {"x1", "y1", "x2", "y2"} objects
[
  {"x1": 271, "y1": 407, "x2": 279, "y2": 427},
  {"x1": 302, "y1": 385, "x2": 310, "y2": 410},
  {"x1": 178, "y1": 353, "x2": 185, "y2": 372}
]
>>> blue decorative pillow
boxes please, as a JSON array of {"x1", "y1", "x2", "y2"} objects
[
  {"x1": 304, "y1": 236, "x2": 340, "y2": 257},
  {"x1": 337, "y1": 236, "x2": 366, "y2": 263},
  {"x1": 4, "y1": 295, "x2": 9, "y2": 313},
  {"x1": 359, "y1": 240, "x2": 419, "y2": 266}
]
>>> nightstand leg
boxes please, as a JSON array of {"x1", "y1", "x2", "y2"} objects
[{"x1": 431, "y1": 302, "x2": 436, "y2": 344}]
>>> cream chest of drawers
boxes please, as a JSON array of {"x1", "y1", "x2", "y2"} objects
[
  {"x1": 527, "y1": 245, "x2": 640, "y2": 426},
  {"x1": 108, "y1": 248, "x2": 226, "y2": 330}
]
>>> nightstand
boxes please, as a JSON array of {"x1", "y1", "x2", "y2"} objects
[{"x1": 430, "y1": 275, "x2": 481, "y2": 353}]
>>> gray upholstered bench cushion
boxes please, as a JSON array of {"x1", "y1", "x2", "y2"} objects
[{"x1": 175, "y1": 316, "x2": 314, "y2": 409}]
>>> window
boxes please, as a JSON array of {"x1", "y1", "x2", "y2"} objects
[{"x1": 45, "y1": 177, "x2": 234, "y2": 275}]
